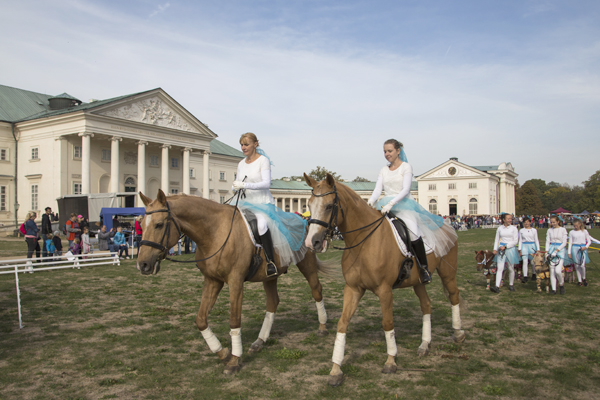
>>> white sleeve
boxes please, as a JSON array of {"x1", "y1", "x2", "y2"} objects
[
  {"x1": 232, "y1": 162, "x2": 243, "y2": 191},
  {"x1": 518, "y1": 229, "x2": 523, "y2": 251},
  {"x1": 389, "y1": 167, "x2": 412, "y2": 206},
  {"x1": 493, "y1": 228, "x2": 500, "y2": 251},
  {"x1": 585, "y1": 230, "x2": 592, "y2": 247},
  {"x1": 568, "y1": 231, "x2": 573, "y2": 255},
  {"x1": 589, "y1": 233, "x2": 600, "y2": 244},
  {"x1": 545, "y1": 229, "x2": 551, "y2": 252},
  {"x1": 534, "y1": 229, "x2": 540, "y2": 251},
  {"x1": 244, "y1": 157, "x2": 271, "y2": 190},
  {"x1": 368, "y1": 174, "x2": 383, "y2": 205}
]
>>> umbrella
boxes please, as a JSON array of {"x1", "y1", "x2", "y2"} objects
[
  {"x1": 550, "y1": 207, "x2": 570, "y2": 213},
  {"x1": 579, "y1": 210, "x2": 590, "y2": 215}
]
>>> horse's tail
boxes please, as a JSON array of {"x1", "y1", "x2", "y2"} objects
[{"x1": 315, "y1": 254, "x2": 341, "y2": 279}]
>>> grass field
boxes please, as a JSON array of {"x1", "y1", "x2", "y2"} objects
[{"x1": 1, "y1": 229, "x2": 599, "y2": 399}]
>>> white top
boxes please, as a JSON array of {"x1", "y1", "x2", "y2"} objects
[
  {"x1": 493, "y1": 225, "x2": 518, "y2": 250},
  {"x1": 235, "y1": 155, "x2": 275, "y2": 205},
  {"x1": 518, "y1": 228, "x2": 540, "y2": 251},
  {"x1": 568, "y1": 230, "x2": 592, "y2": 254},
  {"x1": 589, "y1": 232, "x2": 600, "y2": 245},
  {"x1": 545, "y1": 227, "x2": 568, "y2": 251},
  {"x1": 368, "y1": 162, "x2": 414, "y2": 205}
]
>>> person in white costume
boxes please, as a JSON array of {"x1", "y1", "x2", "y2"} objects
[
  {"x1": 491, "y1": 214, "x2": 520, "y2": 293},
  {"x1": 232, "y1": 133, "x2": 307, "y2": 277},
  {"x1": 546, "y1": 215, "x2": 568, "y2": 295},
  {"x1": 568, "y1": 218, "x2": 592, "y2": 287},
  {"x1": 518, "y1": 217, "x2": 540, "y2": 283},
  {"x1": 367, "y1": 139, "x2": 457, "y2": 284}
]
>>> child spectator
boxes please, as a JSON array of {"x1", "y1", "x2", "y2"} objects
[
  {"x1": 45, "y1": 235, "x2": 56, "y2": 261},
  {"x1": 113, "y1": 226, "x2": 129, "y2": 259},
  {"x1": 81, "y1": 227, "x2": 92, "y2": 259},
  {"x1": 52, "y1": 231, "x2": 63, "y2": 260},
  {"x1": 69, "y1": 238, "x2": 81, "y2": 255}
]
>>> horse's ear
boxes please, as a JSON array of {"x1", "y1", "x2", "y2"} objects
[
  {"x1": 325, "y1": 173, "x2": 336, "y2": 187},
  {"x1": 157, "y1": 189, "x2": 167, "y2": 205},
  {"x1": 304, "y1": 173, "x2": 317, "y2": 188},
  {"x1": 139, "y1": 192, "x2": 152, "y2": 207}
]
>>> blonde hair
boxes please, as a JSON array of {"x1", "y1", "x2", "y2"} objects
[
  {"x1": 239, "y1": 132, "x2": 259, "y2": 146},
  {"x1": 573, "y1": 219, "x2": 586, "y2": 233},
  {"x1": 26, "y1": 212, "x2": 36, "y2": 220}
]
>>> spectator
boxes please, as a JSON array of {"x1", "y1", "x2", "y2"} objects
[
  {"x1": 52, "y1": 231, "x2": 63, "y2": 260},
  {"x1": 112, "y1": 215, "x2": 120, "y2": 229},
  {"x1": 81, "y1": 226, "x2": 92, "y2": 258},
  {"x1": 97, "y1": 225, "x2": 117, "y2": 255},
  {"x1": 76, "y1": 215, "x2": 87, "y2": 242},
  {"x1": 41, "y1": 206, "x2": 56, "y2": 258},
  {"x1": 24, "y1": 212, "x2": 41, "y2": 265},
  {"x1": 134, "y1": 215, "x2": 143, "y2": 250},
  {"x1": 69, "y1": 238, "x2": 81, "y2": 255},
  {"x1": 66, "y1": 213, "x2": 81, "y2": 247},
  {"x1": 113, "y1": 226, "x2": 129, "y2": 259}
]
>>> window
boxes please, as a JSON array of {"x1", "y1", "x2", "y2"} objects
[
  {"x1": 74, "y1": 145, "x2": 82, "y2": 159},
  {"x1": 171, "y1": 189, "x2": 179, "y2": 194},
  {"x1": 31, "y1": 148, "x2": 39, "y2": 160},
  {"x1": 150, "y1": 155, "x2": 159, "y2": 167},
  {"x1": 220, "y1": 195, "x2": 225, "y2": 203},
  {"x1": 73, "y1": 183, "x2": 82, "y2": 195},
  {"x1": 171, "y1": 157, "x2": 179, "y2": 168},
  {"x1": 31, "y1": 184, "x2": 38, "y2": 210},
  {"x1": 190, "y1": 168, "x2": 195, "y2": 178},
  {"x1": 219, "y1": 171, "x2": 226, "y2": 181},
  {"x1": 428, "y1": 184, "x2": 436, "y2": 191},
  {"x1": 0, "y1": 149, "x2": 7, "y2": 161},
  {"x1": 469, "y1": 183, "x2": 477, "y2": 189},
  {"x1": 0, "y1": 186, "x2": 5, "y2": 211},
  {"x1": 209, "y1": 169, "x2": 212, "y2": 181},
  {"x1": 448, "y1": 183, "x2": 456, "y2": 190},
  {"x1": 102, "y1": 149, "x2": 111, "y2": 161},
  {"x1": 429, "y1": 199, "x2": 437, "y2": 214},
  {"x1": 469, "y1": 198, "x2": 478, "y2": 215}
]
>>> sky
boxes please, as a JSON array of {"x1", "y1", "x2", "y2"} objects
[{"x1": 1, "y1": 0, "x2": 599, "y2": 186}]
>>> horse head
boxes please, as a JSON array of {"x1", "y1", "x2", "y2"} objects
[
  {"x1": 304, "y1": 173, "x2": 342, "y2": 252},
  {"x1": 136, "y1": 189, "x2": 182, "y2": 275},
  {"x1": 532, "y1": 252, "x2": 547, "y2": 274},
  {"x1": 474, "y1": 250, "x2": 490, "y2": 271}
]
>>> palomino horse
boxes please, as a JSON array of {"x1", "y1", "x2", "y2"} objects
[
  {"x1": 137, "y1": 190, "x2": 335, "y2": 374},
  {"x1": 304, "y1": 174, "x2": 464, "y2": 387}
]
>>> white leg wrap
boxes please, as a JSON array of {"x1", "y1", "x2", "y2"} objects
[
  {"x1": 200, "y1": 327, "x2": 223, "y2": 353},
  {"x1": 422, "y1": 314, "x2": 431, "y2": 344},
  {"x1": 332, "y1": 332, "x2": 346, "y2": 366},
  {"x1": 258, "y1": 312, "x2": 275, "y2": 342},
  {"x1": 316, "y1": 300, "x2": 327, "y2": 325},
  {"x1": 451, "y1": 304, "x2": 461, "y2": 330},
  {"x1": 230, "y1": 328, "x2": 242, "y2": 357},
  {"x1": 384, "y1": 329, "x2": 397, "y2": 357}
]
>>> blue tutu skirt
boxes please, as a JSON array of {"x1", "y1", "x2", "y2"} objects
[
  {"x1": 375, "y1": 196, "x2": 457, "y2": 257},
  {"x1": 570, "y1": 245, "x2": 590, "y2": 265},
  {"x1": 547, "y1": 243, "x2": 567, "y2": 261},
  {"x1": 520, "y1": 243, "x2": 538, "y2": 260},
  {"x1": 236, "y1": 200, "x2": 307, "y2": 267},
  {"x1": 493, "y1": 245, "x2": 521, "y2": 265}
]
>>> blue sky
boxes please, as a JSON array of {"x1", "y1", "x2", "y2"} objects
[{"x1": 2, "y1": 0, "x2": 599, "y2": 185}]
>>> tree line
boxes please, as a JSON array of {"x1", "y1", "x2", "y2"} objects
[
  {"x1": 515, "y1": 170, "x2": 600, "y2": 215},
  {"x1": 280, "y1": 166, "x2": 369, "y2": 183}
]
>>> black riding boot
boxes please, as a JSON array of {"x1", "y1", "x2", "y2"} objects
[
  {"x1": 411, "y1": 237, "x2": 432, "y2": 285},
  {"x1": 260, "y1": 230, "x2": 278, "y2": 277}
]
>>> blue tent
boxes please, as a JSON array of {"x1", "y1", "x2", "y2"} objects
[{"x1": 100, "y1": 207, "x2": 145, "y2": 231}]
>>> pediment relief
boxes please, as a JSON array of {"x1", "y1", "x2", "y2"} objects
[
  {"x1": 424, "y1": 164, "x2": 486, "y2": 179},
  {"x1": 97, "y1": 96, "x2": 201, "y2": 133}
]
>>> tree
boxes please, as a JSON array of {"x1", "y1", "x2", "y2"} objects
[
  {"x1": 352, "y1": 176, "x2": 370, "y2": 182},
  {"x1": 581, "y1": 170, "x2": 600, "y2": 211},
  {"x1": 516, "y1": 181, "x2": 546, "y2": 215},
  {"x1": 307, "y1": 166, "x2": 343, "y2": 182}
]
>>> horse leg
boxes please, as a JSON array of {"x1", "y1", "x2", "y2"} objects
[
  {"x1": 375, "y1": 286, "x2": 397, "y2": 374},
  {"x1": 329, "y1": 284, "x2": 365, "y2": 387},
  {"x1": 249, "y1": 279, "x2": 279, "y2": 354},
  {"x1": 195, "y1": 278, "x2": 231, "y2": 363},
  {"x1": 486, "y1": 276, "x2": 491, "y2": 290},
  {"x1": 224, "y1": 279, "x2": 244, "y2": 375},
  {"x1": 413, "y1": 284, "x2": 432, "y2": 357},
  {"x1": 437, "y1": 255, "x2": 466, "y2": 343},
  {"x1": 296, "y1": 254, "x2": 328, "y2": 336}
]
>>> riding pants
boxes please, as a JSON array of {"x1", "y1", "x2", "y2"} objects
[
  {"x1": 495, "y1": 258, "x2": 515, "y2": 288},
  {"x1": 550, "y1": 259, "x2": 564, "y2": 291},
  {"x1": 521, "y1": 256, "x2": 529, "y2": 277},
  {"x1": 256, "y1": 213, "x2": 268, "y2": 236}
]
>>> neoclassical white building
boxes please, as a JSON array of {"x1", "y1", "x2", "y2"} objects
[{"x1": 0, "y1": 84, "x2": 243, "y2": 228}]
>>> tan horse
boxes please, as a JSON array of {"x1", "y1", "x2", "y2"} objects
[
  {"x1": 137, "y1": 190, "x2": 334, "y2": 374},
  {"x1": 303, "y1": 174, "x2": 464, "y2": 387}
]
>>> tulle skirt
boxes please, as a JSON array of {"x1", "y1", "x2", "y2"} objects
[
  {"x1": 547, "y1": 243, "x2": 567, "y2": 261},
  {"x1": 237, "y1": 200, "x2": 307, "y2": 267},
  {"x1": 493, "y1": 245, "x2": 521, "y2": 265},
  {"x1": 375, "y1": 196, "x2": 457, "y2": 257},
  {"x1": 520, "y1": 243, "x2": 538, "y2": 260},
  {"x1": 570, "y1": 245, "x2": 590, "y2": 264}
]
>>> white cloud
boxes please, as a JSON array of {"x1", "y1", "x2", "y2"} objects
[{"x1": 149, "y1": 2, "x2": 170, "y2": 18}]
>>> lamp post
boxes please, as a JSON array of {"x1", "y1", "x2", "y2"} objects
[{"x1": 14, "y1": 203, "x2": 20, "y2": 235}]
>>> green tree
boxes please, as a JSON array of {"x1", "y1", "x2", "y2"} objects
[
  {"x1": 581, "y1": 170, "x2": 600, "y2": 211},
  {"x1": 307, "y1": 166, "x2": 343, "y2": 182},
  {"x1": 352, "y1": 176, "x2": 370, "y2": 182},
  {"x1": 516, "y1": 181, "x2": 546, "y2": 215}
]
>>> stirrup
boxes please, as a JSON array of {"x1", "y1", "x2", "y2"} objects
[
  {"x1": 420, "y1": 267, "x2": 432, "y2": 284},
  {"x1": 266, "y1": 261, "x2": 278, "y2": 277}
]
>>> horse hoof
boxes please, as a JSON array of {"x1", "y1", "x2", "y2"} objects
[
  {"x1": 328, "y1": 373, "x2": 344, "y2": 387},
  {"x1": 218, "y1": 348, "x2": 232, "y2": 364},
  {"x1": 381, "y1": 364, "x2": 397, "y2": 374},
  {"x1": 453, "y1": 330, "x2": 466, "y2": 344},
  {"x1": 248, "y1": 340, "x2": 264, "y2": 354},
  {"x1": 223, "y1": 364, "x2": 242, "y2": 375},
  {"x1": 317, "y1": 329, "x2": 329, "y2": 337},
  {"x1": 417, "y1": 346, "x2": 430, "y2": 357}
]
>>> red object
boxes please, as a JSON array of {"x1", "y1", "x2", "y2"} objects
[{"x1": 550, "y1": 207, "x2": 571, "y2": 213}]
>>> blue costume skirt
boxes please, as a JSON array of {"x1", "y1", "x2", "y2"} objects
[
  {"x1": 375, "y1": 196, "x2": 457, "y2": 257},
  {"x1": 520, "y1": 242, "x2": 538, "y2": 260},
  {"x1": 493, "y1": 243, "x2": 521, "y2": 265},
  {"x1": 570, "y1": 244, "x2": 590, "y2": 265},
  {"x1": 236, "y1": 200, "x2": 307, "y2": 267},
  {"x1": 547, "y1": 243, "x2": 567, "y2": 261}
]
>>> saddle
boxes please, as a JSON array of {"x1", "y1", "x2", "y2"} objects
[
  {"x1": 387, "y1": 212, "x2": 414, "y2": 289},
  {"x1": 240, "y1": 210, "x2": 267, "y2": 281}
]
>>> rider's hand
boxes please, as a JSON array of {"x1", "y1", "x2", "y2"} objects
[
  {"x1": 367, "y1": 199, "x2": 375, "y2": 207},
  {"x1": 380, "y1": 203, "x2": 393, "y2": 215},
  {"x1": 232, "y1": 181, "x2": 245, "y2": 190},
  {"x1": 500, "y1": 246, "x2": 506, "y2": 251},
  {"x1": 493, "y1": 250, "x2": 497, "y2": 255}
]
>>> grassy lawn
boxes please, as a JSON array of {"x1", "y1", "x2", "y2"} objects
[{"x1": 0, "y1": 228, "x2": 599, "y2": 399}]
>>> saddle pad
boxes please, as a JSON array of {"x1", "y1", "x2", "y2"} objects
[
  {"x1": 239, "y1": 208, "x2": 258, "y2": 248},
  {"x1": 385, "y1": 216, "x2": 434, "y2": 257}
]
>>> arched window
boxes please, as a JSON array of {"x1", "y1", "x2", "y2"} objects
[
  {"x1": 469, "y1": 198, "x2": 478, "y2": 215},
  {"x1": 429, "y1": 199, "x2": 437, "y2": 215},
  {"x1": 449, "y1": 198, "x2": 457, "y2": 204}
]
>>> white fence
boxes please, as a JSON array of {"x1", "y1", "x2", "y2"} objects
[{"x1": 0, "y1": 253, "x2": 120, "y2": 329}]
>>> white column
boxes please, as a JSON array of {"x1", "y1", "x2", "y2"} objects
[
  {"x1": 137, "y1": 141, "x2": 147, "y2": 204},
  {"x1": 282, "y1": 198, "x2": 287, "y2": 212},
  {"x1": 202, "y1": 150, "x2": 210, "y2": 199},
  {"x1": 110, "y1": 136, "x2": 122, "y2": 193},
  {"x1": 183, "y1": 147, "x2": 192, "y2": 194},
  {"x1": 78, "y1": 132, "x2": 93, "y2": 194},
  {"x1": 161, "y1": 144, "x2": 171, "y2": 193}
]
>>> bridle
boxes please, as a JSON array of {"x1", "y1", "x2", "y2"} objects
[{"x1": 476, "y1": 251, "x2": 491, "y2": 271}]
